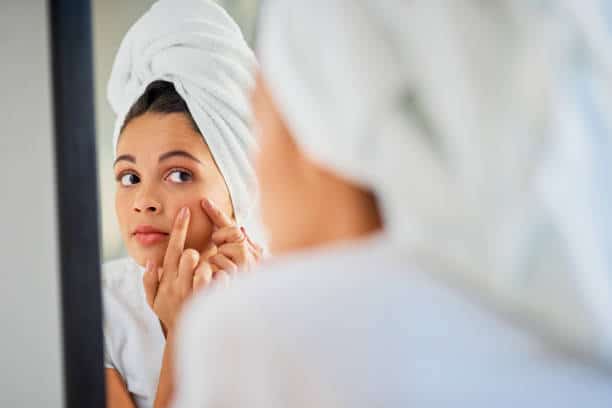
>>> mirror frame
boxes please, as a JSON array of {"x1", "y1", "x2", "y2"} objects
[{"x1": 50, "y1": 0, "x2": 106, "y2": 406}]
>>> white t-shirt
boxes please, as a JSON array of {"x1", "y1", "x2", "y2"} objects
[
  {"x1": 102, "y1": 257, "x2": 165, "y2": 408},
  {"x1": 173, "y1": 235, "x2": 612, "y2": 407}
]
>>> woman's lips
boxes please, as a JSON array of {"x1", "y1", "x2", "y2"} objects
[{"x1": 132, "y1": 225, "x2": 169, "y2": 246}]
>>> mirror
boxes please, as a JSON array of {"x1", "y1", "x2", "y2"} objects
[{"x1": 92, "y1": 1, "x2": 261, "y2": 406}]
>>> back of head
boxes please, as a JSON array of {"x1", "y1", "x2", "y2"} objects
[{"x1": 257, "y1": 0, "x2": 612, "y2": 363}]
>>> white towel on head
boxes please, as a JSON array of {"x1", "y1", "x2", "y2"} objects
[
  {"x1": 107, "y1": 0, "x2": 263, "y2": 241},
  {"x1": 257, "y1": 0, "x2": 612, "y2": 362}
]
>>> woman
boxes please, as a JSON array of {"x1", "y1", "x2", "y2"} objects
[
  {"x1": 173, "y1": 0, "x2": 612, "y2": 406},
  {"x1": 102, "y1": 1, "x2": 263, "y2": 407}
]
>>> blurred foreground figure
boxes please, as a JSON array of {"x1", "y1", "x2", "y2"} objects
[{"x1": 173, "y1": 1, "x2": 612, "y2": 406}]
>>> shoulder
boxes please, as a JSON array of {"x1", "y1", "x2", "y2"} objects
[
  {"x1": 177, "y1": 239, "x2": 612, "y2": 405},
  {"x1": 179, "y1": 236, "x2": 415, "y2": 349},
  {"x1": 101, "y1": 257, "x2": 143, "y2": 297},
  {"x1": 101, "y1": 257, "x2": 148, "y2": 334},
  {"x1": 227, "y1": 235, "x2": 414, "y2": 313},
  {"x1": 180, "y1": 235, "x2": 529, "y2": 366},
  {"x1": 101, "y1": 258, "x2": 164, "y2": 401},
  {"x1": 174, "y1": 238, "x2": 471, "y2": 405}
]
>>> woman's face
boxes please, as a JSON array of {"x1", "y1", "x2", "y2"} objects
[{"x1": 114, "y1": 112, "x2": 233, "y2": 267}]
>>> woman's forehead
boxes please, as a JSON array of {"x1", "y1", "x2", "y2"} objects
[{"x1": 116, "y1": 112, "x2": 210, "y2": 158}]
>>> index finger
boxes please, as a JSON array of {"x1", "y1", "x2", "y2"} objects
[
  {"x1": 162, "y1": 207, "x2": 190, "y2": 276},
  {"x1": 201, "y1": 197, "x2": 234, "y2": 228}
]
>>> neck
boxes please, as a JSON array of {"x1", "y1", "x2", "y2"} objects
[{"x1": 305, "y1": 170, "x2": 383, "y2": 249}]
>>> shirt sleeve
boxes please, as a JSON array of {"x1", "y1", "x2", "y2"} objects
[{"x1": 103, "y1": 326, "x2": 115, "y2": 369}]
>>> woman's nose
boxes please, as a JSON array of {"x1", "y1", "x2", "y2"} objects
[{"x1": 133, "y1": 189, "x2": 162, "y2": 214}]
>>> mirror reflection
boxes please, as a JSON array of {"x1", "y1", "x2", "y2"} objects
[{"x1": 94, "y1": 1, "x2": 262, "y2": 406}]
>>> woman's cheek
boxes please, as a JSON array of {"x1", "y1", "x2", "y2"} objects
[
  {"x1": 213, "y1": 182, "x2": 234, "y2": 217},
  {"x1": 187, "y1": 209, "x2": 214, "y2": 251},
  {"x1": 115, "y1": 193, "x2": 131, "y2": 239}
]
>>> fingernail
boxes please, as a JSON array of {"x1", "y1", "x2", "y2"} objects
[
  {"x1": 180, "y1": 207, "x2": 189, "y2": 221},
  {"x1": 145, "y1": 260, "x2": 153, "y2": 273}
]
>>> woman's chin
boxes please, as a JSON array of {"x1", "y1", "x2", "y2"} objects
[{"x1": 128, "y1": 246, "x2": 166, "y2": 268}]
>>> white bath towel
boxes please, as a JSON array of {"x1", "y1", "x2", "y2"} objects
[{"x1": 256, "y1": 0, "x2": 612, "y2": 361}]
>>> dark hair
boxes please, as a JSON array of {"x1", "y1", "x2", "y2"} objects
[{"x1": 121, "y1": 80, "x2": 201, "y2": 133}]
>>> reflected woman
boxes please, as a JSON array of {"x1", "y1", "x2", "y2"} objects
[{"x1": 101, "y1": 1, "x2": 263, "y2": 407}]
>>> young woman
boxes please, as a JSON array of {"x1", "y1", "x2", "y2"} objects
[
  {"x1": 172, "y1": 0, "x2": 612, "y2": 406},
  {"x1": 102, "y1": 1, "x2": 263, "y2": 407}
]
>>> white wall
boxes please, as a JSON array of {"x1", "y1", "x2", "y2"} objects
[{"x1": 0, "y1": 1, "x2": 64, "y2": 407}]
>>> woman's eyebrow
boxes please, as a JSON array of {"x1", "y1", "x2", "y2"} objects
[
  {"x1": 158, "y1": 150, "x2": 203, "y2": 165},
  {"x1": 113, "y1": 154, "x2": 136, "y2": 166}
]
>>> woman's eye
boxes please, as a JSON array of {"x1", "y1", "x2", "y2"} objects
[
  {"x1": 167, "y1": 170, "x2": 193, "y2": 183},
  {"x1": 119, "y1": 173, "x2": 140, "y2": 186}
]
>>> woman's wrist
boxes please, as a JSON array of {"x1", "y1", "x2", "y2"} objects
[{"x1": 159, "y1": 318, "x2": 174, "y2": 339}]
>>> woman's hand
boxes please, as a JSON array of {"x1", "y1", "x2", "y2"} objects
[
  {"x1": 142, "y1": 207, "x2": 213, "y2": 335},
  {"x1": 201, "y1": 197, "x2": 263, "y2": 277},
  {"x1": 142, "y1": 199, "x2": 263, "y2": 335}
]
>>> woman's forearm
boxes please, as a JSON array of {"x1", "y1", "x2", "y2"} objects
[
  {"x1": 154, "y1": 332, "x2": 176, "y2": 408},
  {"x1": 106, "y1": 368, "x2": 137, "y2": 408}
]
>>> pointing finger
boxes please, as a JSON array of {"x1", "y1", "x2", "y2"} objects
[
  {"x1": 201, "y1": 198, "x2": 234, "y2": 229},
  {"x1": 162, "y1": 207, "x2": 190, "y2": 280}
]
